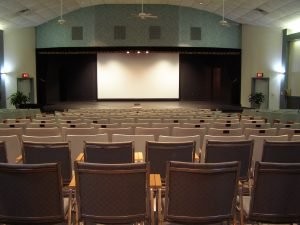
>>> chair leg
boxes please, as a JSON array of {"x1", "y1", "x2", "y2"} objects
[
  {"x1": 239, "y1": 186, "x2": 245, "y2": 225},
  {"x1": 157, "y1": 188, "x2": 162, "y2": 225},
  {"x1": 150, "y1": 188, "x2": 154, "y2": 225}
]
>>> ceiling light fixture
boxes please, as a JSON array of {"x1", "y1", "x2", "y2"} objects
[{"x1": 58, "y1": 0, "x2": 66, "y2": 25}]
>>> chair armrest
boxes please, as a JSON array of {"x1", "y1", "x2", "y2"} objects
[
  {"x1": 16, "y1": 155, "x2": 22, "y2": 163},
  {"x1": 194, "y1": 152, "x2": 200, "y2": 162},
  {"x1": 75, "y1": 153, "x2": 84, "y2": 161},
  {"x1": 134, "y1": 152, "x2": 144, "y2": 162}
]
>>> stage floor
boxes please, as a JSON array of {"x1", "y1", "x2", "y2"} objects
[{"x1": 42, "y1": 100, "x2": 244, "y2": 113}]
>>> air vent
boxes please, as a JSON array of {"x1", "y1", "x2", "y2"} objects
[
  {"x1": 254, "y1": 8, "x2": 268, "y2": 15},
  {"x1": 190, "y1": 27, "x2": 201, "y2": 40},
  {"x1": 114, "y1": 26, "x2": 126, "y2": 40},
  {"x1": 149, "y1": 26, "x2": 161, "y2": 40},
  {"x1": 72, "y1": 26, "x2": 83, "y2": 40}
]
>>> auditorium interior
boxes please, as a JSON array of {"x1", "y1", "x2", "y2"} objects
[{"x1": 0, "y1": 1, "x2": 300, "y2": 224}]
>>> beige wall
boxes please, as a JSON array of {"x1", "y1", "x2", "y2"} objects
[
  {"x1": 241, "y1": 25, "x2": 283, "y2": 110},
  {"x1": 3, "y1": 27, "x2": 36, "y2": 108}
]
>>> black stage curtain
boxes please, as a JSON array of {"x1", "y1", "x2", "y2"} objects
[
  {"x1": 37, "y1": 53, "x2": 97, "y2": 105},
  {"x1": 180, "y1": 53, "x2": 241, "y2": 105}
]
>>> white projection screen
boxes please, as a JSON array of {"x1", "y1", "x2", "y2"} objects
[
  {"x1": 97, "y1": 52, "x2": 179, "y2": 99},
  {"x1": 288, "y1": 41, "x2": 300, "y2": 96}
]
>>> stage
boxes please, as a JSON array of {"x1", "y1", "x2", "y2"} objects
[{"x1": 42, "y1": 100, "x2": 244, "y2": 113}]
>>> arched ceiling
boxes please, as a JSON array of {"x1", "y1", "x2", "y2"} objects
[{"x1": 0, "y1": 0, "x2": 300, "y2": 31}]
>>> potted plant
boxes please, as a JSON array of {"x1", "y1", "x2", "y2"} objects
[
  {"x1": 248, "y1": 92, "x2": 265, "y2": 109},
  {"x1": 8, "y1": 91, "x2": 30, "y2": 108}
]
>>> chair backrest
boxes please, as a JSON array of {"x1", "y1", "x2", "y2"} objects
[
  {"x1": 242, "y1": 123, "x2": 271, "y2": 131},
  {"x1": 291, "y1": 135, "x2": 300, "y2": 141},
  {"x1": 112, "y1": 134, "x2": 155, "y2": 157},
  {"x1": 24, "y1": 127, "x2": 61, "y2": 137},
  {"x1": 0, "y1": 128, "x2": 23, "y2": 141},
  {"x1": 211, "y1": 122, "x2": 241, "y2": 129},
  {"x1": 164, "y1": 161, "x2": 240, "y2": 224},
  {"x1": 22, "y1": 141, "x2": 72, "y2": 185},
  {"x1": 61, "y1": 127, "x2": 97, "y2": 139},
  {"x1": 158, "y1": 135, "x2": 200, "y2": 156},
  {"x1": 97, "y1": 127, "x2": 133, "y2": 141},
  {"x1": 248, "y1": 135, "x2": 289, "y2": 164},
  {"x1": 181, "y1": 123, "x2": 211, "y2": 129},
  {"x1": 109, "y1": 117, "x2": 135, "y2": 124},
  {"x1": 244, "y1": 128, "x2": 277, "y2": 139},
  {"x1": 0, "y1": 135, "x2": 22, "y2": 163},
  {"x1": 273, "y1": 123, "x2": 300, "y2": 129},
  {"x1": 137, "y1": 118, "x2": 162, "y2": 123},
  {"x1": 215, "y1": 118, "x2": 240, "y2": 123},
  {"x1": 135, "y1": 127, "x2": 169, "y2": 141},
  {"x1": 84, "y1": 141, "x2": 134, "y2": 163},
  {"x1": 93, "y1": 123, "x2": 120, "y2": 128},
  {"x1": 66, "y1": 133, "x2": 109, "y2": 166},
  {"x1": 248, "y1": 162, "x2": 300, "y2": 223},
  {"x1": 0, "y1": 141, "x2": 7, "y2": 163},
  {"x1": 121, "y1": 123, "x2": 149, "y2": 129},
  {"x1": 201, "y1": 135, "x2": 246, "y2": 162},
  {"x1": 0, "y1": 163, "x2": 65, "y2": 224},
  {"x1": 0, "y1": 122, "x2": 27, "y2": 129},
  {"x1": 172, "y1": 127, "x2": 206, "y2": 147},
  {"x1": 262, "y1": 141, "x2": 300, "y2": 163},
  {"x1": 278, "y1": 128, "x2": 300, "y2": 139},
  {"x1": 59, "y1": 123, "x2": 90, "y2": 129},
  {"x1": 74, "y1": 162, "x2": 150, "y2": 224},
  {"x1": 208, "y1": 128, "x2": 243, "y2": 136},
  {"x1": 151, "y1": 123, "x2": 178, "y2": 135},
  {"x1": 188, "y1": 118, "x2": 214, "y2": 124},
  {"x1": 205, "y1": 140, "x2": 253, "y2": 180},
  {"x1": 22, "y1": 135, "x2": 64, "y2": 143},
  {"x1": 145, "y1": 141, "x2": 195, "y2": 178},
  {"x1": 26, "y1": 122, "x2": 58, "y2": 128}
]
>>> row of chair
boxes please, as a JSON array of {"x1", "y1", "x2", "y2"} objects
[{"x1": 1, "y1": 160, "x2": 299, "y2": 225}]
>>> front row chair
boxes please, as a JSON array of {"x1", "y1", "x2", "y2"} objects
[
  {"x1": 0, "y1": 163, "x2": 71, "y2": 225},
  {"x1": 164, "y1": 161, "x2": 240, "y2": 224},
  {"x1": 74, "y1": 162, "x2": 151, "y2": 225},
  {"x1": 239, "y1": 162, "x2": 300, "y2": 225}
]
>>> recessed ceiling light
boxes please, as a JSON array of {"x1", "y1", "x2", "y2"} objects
[{"x1": 137, "y1": 51, "x2": 141, "y2": 54}]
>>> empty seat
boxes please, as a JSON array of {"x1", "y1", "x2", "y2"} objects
[
  {"x1": 205, "y1": 140, "x2": 253, "y2": 181},
  {"x1": 24, "y1": 127, "x2": 61, "y2": 137},
  {"x1": 84, "y1": 141, "x2": 134, "y2": 163},
  {"x1": 112, "y1": 134, "x2": 155, "y2": 157},
  {"x1": 145, "y1": 141, "x2": 195, "y2": 179},
  {"x1": 22, "y1": 141, "x2": 72, "y2": 185},
  {"x1": 239, "y1": 162, "x2": 300, "y2": 225},
  {"x1": 74, "y1": 162, "x2": 151, "y2": 224},
  {"x1": 248, "y1": 135, "x2": 289, "y2": 164},
  {"x1": 0, "y1": 163, "x2": 71, "y2": 224},
  {"x1": 262, "y1": 141, "x2": 300, "y2": 163},
  {"x1": 135, "y1": 127, "x2": 169, "y2": 141},
  {"x1": 244, "y1": 128, "x2": 277, "y2": 138},
  {"x1": 164, "y1": 161, "x2": 240, "y2": 224},
  {"x1": 208, "y1": 128, "x2": 243, "y2": 136}
]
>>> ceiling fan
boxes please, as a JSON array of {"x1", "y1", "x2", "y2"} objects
[
  {"x1": 133, "y1": 0, "x2": 158, "y2": 20},
  {"x1": 58, "y1": 0, "x2": 66, "y2": 25},
  {"x1": 219, "y1": 0, "x2": 230, "y2": 27}
]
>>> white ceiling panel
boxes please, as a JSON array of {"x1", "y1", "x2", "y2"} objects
[{"x1": 0, "y1": 0, "x2": 299, "y2": 30}]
